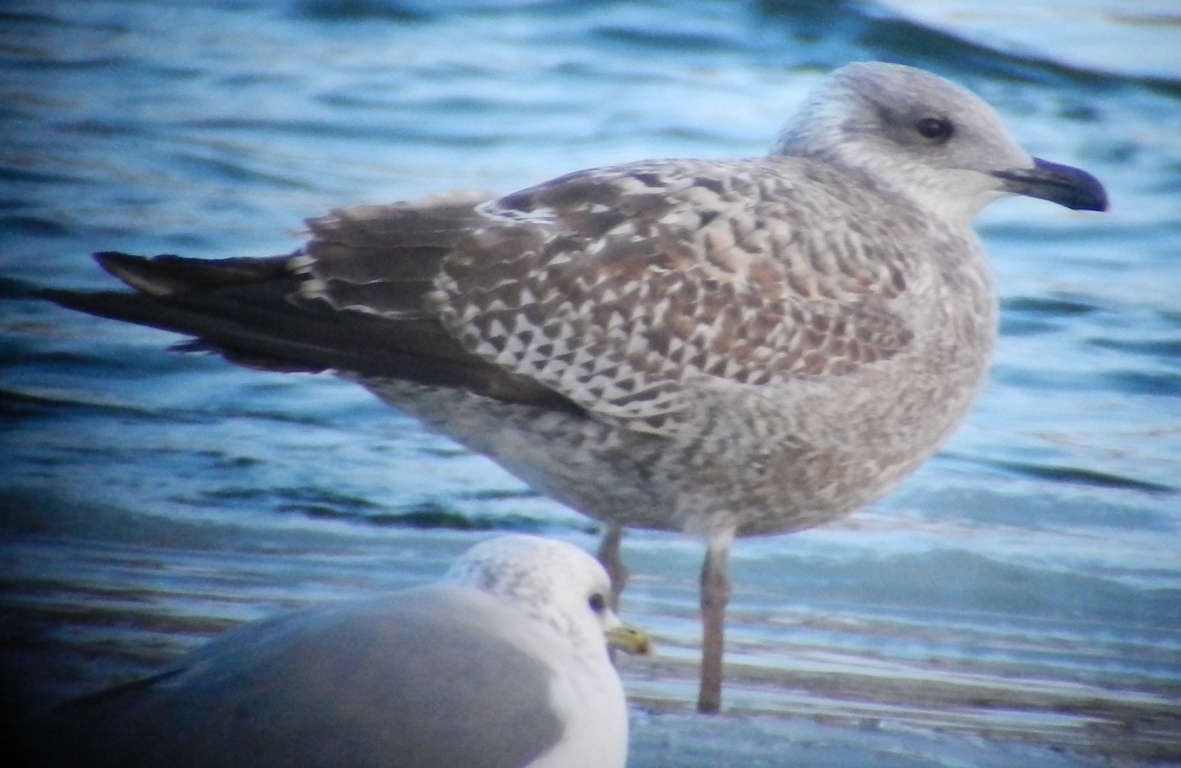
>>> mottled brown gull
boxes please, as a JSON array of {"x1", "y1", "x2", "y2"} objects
[
  {"x1": 17, "y1": 535, "x2": 652, "y2": 768},
  {"x1": 45, "y1": 62, "x2": 1107, "y2": 714}
]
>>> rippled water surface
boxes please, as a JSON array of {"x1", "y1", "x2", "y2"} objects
[{"x1": 2, "y1": 1, "x2": 1180, "y2": 765}]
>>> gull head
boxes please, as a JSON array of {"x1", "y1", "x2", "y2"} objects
[
  {"x1": 774, "y1": 62, "x2": 1107, "y2": 225},
  {"x1": 445, "y1": 534, "x2": 652, "y2": 658}
]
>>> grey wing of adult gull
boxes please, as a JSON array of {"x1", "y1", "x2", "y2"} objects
[
  {"x1": 16, "y1": 535, "x2": 652, "y2": 768},
  {"x1": 43, "y1": 61, "x2": 1107, "y2": 714}
]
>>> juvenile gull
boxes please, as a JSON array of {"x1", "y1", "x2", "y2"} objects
[
  {"x1": 45, "y1": 62, "x2": 1107, "y2": 713},
  {"x1": 16, "y1": 535, "x2": 652, "y2": 768}
]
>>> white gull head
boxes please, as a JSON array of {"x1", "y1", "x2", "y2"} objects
[
  {"x1": 444, "y1": 534, "x2": 630, "y2": 659},
  {"x1": 774, "y1": 62, "x2": 1107, "y2": 226}
]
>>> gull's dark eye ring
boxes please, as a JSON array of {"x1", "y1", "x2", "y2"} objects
[
  {"x1": 588, "y1": 593, "x2": 607, "y2": 613},
  {"x1": 915, "y1": 117, "x2": 954, "y2": 140}
]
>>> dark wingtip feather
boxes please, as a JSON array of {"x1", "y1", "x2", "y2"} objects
[
  {"x1": 92, "y1": 251, "x2": 297, "y2": 296},
  {"x1": 38, "y1": 288, "x2": 198, "y2": 340},
  {"x1": 93, "y1": 250, "x2": 145, "y2": 271},
  {"x1": 92, "y1": 251, "x2": 189, "y2": 297},
  {"x1": 42, "y1": 201, "x2": 584, "y2": 415}
]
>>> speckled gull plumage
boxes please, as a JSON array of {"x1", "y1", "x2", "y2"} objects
[{"x1": 44, "y1": 62, "x2": 1108, "y2": 714}]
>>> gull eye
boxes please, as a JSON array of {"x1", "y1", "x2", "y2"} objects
[
  {"x1": 587, "y1": 593, "x2": 607, "y2": 613},
  {"x1": 915, "y1": 116, "x2": 953, "y2": 141}
]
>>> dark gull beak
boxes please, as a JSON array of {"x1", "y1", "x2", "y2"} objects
[{"x1": 991, "y1": 157, "x2": 1108, "y2": 212}]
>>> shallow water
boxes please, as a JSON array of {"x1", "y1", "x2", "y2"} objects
[{"x1": 2, "y1": 1, "x2": 1180, "y2": 765}]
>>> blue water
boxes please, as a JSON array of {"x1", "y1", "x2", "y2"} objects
[{"x1": 2, "y1": 1, "x2": 1180, "y2": 765}]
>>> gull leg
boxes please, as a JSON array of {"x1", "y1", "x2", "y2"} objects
[
  {"x1": 697, "y1": 526, "x2": 735, "y2": 714},
  {"x1": 596, "y1": 522, "x2": 629, "y2": 611}
]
